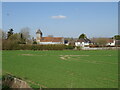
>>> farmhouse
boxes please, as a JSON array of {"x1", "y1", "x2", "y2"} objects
[
  {"x1": 106, "y1": 39, "x2": 115, "y2": 46},
  {"x1": 36, "y1": 29, "x2": 64, "y2": 44},
  {"x1": 75, "y1": 38, "x2": 92, "y2": 47},
  {"x1": 91, "y1": 38, "x2": 116, "y2": 46},
  {"x1": 115, "y1": 40, "x2": 120, "y2": 46}
]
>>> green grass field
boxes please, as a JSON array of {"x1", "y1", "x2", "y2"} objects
[{"x1": 2, "y1": 50, "x2": 118, "y2": 88}]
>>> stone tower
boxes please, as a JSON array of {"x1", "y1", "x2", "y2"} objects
[{"x1": 36, "y1": 29, "x2": 42, "y2": 42}]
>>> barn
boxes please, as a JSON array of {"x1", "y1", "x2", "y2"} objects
[{"x1": 36, "y1": 29, "x2": 64, "y2": 44}]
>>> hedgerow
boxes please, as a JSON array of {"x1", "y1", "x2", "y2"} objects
[{"x1": 2, "y1": 43, "x2": 75, "y2": 50}]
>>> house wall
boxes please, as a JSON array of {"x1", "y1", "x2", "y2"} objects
[
  {"x1": 106, "y1": 40, "x2": 115, "y2": 46},
  {"x1": 106, "y1": 43, "x2": 115, "y2": 46},
  {"x1": 75, "y1": 42, "x2": 89, "y2": 47},
  {"x1": 75, "y1": 42, "x2": 81, "y2": 46},
  {"x1": 38, "y1": 42, "x2": 63, "y2": 44},
  {"x1": 84, "y1": 43, "x2": 89, "y2": 46},
  {"x1": 36, "y1": 40, "x2": 40, "y2": 42},
  {"x1": 62, "y1": 38, "x2": 65, "y2": 44}
]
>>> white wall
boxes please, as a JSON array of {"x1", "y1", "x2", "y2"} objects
[
  {"x1": 106, "y1": 43, "x2": 115, "y2": 46},
  {"x1": 106, "y1": 40, "x2": 115, "y2": 46},
  {"x1": 38, "y1": 42, "x2": 63, "y2": 44},
  {"x1": 75, "y1": 42, "x2": 89, "y2": 47}
]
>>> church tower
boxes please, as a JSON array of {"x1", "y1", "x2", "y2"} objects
[{"x1": 36, "y1": 29, "x2": 42, "y2": 42}]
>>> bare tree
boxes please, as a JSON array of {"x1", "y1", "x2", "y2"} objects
[
  {"x1": 0, "y1": 29, "x2": 2, "y2": 39},
  {"x1": 0, "y1": 29, "x2": 7, "y2": 40},
  {"x1": 20, "y1": 27, "x2": 31, "y2": 43},
  {"x1": 47, "y1": 35, "x2": 53, "y2": 37},
  {"x1": 0, "y1": 29, "x2": 2, "y2": 50},
  {"x1": 91, "y1": 38, "x2": 108, "y2": 46},
  {"x1": 2, "y1": 31, "x2": 7, "y2": 40}
]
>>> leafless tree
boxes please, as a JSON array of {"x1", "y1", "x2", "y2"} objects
[
  {"x1": 47, "y1": 35, "x2": 53, "y2": 37},
  {"x1": 91, "y1": 37, "x2": 108, "y2": 46},
  {"x1": 0, "y1": 29, "x2": 7, "y2": 40},
  {"x1": 20, "y1": 27, "x2": 31, "y2": 43}
]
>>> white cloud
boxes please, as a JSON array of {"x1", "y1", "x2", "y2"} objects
[{"x1": 51, "y1": 15, "x2": 67, "y2": 19}]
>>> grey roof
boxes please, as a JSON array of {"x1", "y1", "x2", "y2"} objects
[
  {"x1": 36, "y1": 29, "x2": 42, "y2": 34},
  {"x1": 76, "y1": 38, "x2": 92, "y2": 43}
]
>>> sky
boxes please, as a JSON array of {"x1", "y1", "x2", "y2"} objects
[
  {"x1": 1, "y1": 0, "x2": 119, "y2": 2},
  {"x1": 0, "y1": 2, "x2": 2, "y2": 29},
  {"x1": 2, "y1": 2, "x2": 118, "y2": 38}
]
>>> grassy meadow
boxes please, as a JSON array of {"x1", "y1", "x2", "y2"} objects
[{"x1": 2, "y1": 50, "x2": 118, "y2": 88}]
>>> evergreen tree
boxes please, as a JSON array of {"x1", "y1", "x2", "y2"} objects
[
  {"x1": 7, "y1": 28, "x2": 13, "y2": 39},
  {"x1": 79, "y1": 33, "x2": 87, "y2": 39}
]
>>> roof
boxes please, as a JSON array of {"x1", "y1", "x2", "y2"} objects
[
  {"x1": 40, "y1": 37, "x2": 63, "y2": 42},
  {"x1": 76, "y1": 38, "x2": 91, "y2": 43},
  {"x1": 91, "y1": 38, "x2": 114, "y2": 43},
  {"x1": 36, "y1": 29, "x2": 42, "y2": 34},
  {"x1": 106, "y1": 39, "x2": 114, "y2": 43}
]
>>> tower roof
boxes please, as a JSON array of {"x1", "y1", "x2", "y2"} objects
[{"x1": 36, "y1": 29, "x2": 42, "y2": 34}]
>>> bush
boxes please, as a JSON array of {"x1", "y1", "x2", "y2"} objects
[
  {"x1": 33, "y1": 41, "x2": 37, "y2": 44},
  {"x1": 2, "y1": 40, "x2": 20, "y2": 50},
  {"x1": 65, "y1": 45, "x2": 75, "y2": 49},
  {"x1": 76, "y1": 46, "x2": 82, "y2": 50},
  {"x1": 2, "y1": 41, "x2": 75, "y2": 50}
]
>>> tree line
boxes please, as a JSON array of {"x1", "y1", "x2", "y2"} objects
[
  {"x1": 2, "y1": 28, "x2": 32, "y2": 44},
  {"x1": 1, "y1": 28, "x2": 75, "y2": 50},
  {"x1": 1, "y1": 28, "x2": 120, "y2": 50},
  {"x1": 79, "y1": 33, "x2": 120, "y2": 46}
]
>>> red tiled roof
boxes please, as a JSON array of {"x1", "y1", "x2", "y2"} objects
[
  {"x1": 40, "y1": 37, "x2": 63, "y2": 42},
  {"x1": 106, "y1": 39, "x2": 114, "y2": 43},
  {"x1": 91, "y1": 38, "x2": 114, "y2": 43}
]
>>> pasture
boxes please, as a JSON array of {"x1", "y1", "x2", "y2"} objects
[{"x1": 2, "y1": 50, "x2": 118, "y2": 88}]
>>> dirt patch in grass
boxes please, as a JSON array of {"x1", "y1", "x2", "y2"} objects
[
  {"x1": 60, "y1": 55, "x2": 89, "y2": 57},
  {"x1": 20, "y1": 54, "x2": 34, "y2": 56},
  {"x1": 59, "y1": 55, "x2": 117, "y2": 65},
  {"x1": 60, "y1": 57, "x2": 66, "y2": 60},
  {"x1": 59, "y1": 55, "x2": 89, "y2": 60},
  {"x1": 20, "y1": 54, "x2": 45, "y2": 56},
  {"x1": 60, "y1": 56, "x2": 70, "y2": 60}
]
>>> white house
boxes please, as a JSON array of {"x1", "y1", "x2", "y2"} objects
[
  {"x1": 75, "y1": 38, "x2": 92, "y2": 47},
  {"x1": 106, "y1": 39, "x2": 115, "y2": 46},
  {"x1": 36, "y1": 29, "x2": 64, "y2": 44}
]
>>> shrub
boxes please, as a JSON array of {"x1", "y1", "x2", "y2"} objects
[
  {"x1": 2, "y1": 42, "x2": 75, "y2": 50},
  {"x1": 2, "y1": 40, "x2": 20, "y2": 50},
  {"x1": 76, "y1": 46, "x2": 82, "y2": 50},
  {"x1": 33, "y1": 41, "x2": 37, "y2": 44},
  {"x1": 65, "y1": 45, "x2": 75, "y2": 49}
]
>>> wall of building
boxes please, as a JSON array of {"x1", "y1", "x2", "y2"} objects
[
  {"x1": 106, "y1": 40, "x2": 115, "y2": 46},
  {"x1": 38, "y1": 42, "x2": 63, "y2": 44},
  {"x1": 75, "y1": 42, "x2": 89, "y2": 47}
]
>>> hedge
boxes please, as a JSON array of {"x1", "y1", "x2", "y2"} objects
[{"x1": 2, "y1": 44, "x2": 75, "y2": 50}]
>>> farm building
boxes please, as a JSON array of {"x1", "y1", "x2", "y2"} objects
[
  {"x1": 106, "y1": 39, "x2": 115, "y2": 46},
  {"x1": 75, "y1": 38, "x2": 92, "y2": 47},
  {"x1": 91, "y1": 38, "x2": 116, "y2": 46},
  {"x1": 115, "y1": 40, "x2": 120, "y2": 46},
  {"x1": 36, "y1": 29, "x2": 64, "y2": 44}
]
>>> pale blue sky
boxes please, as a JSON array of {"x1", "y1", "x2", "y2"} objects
[
  {"x1": 2, "y1": 2, "x2": 118, "y2": 38},
  {"x1": 0, "y1": 2, "x2": 2, "y2": 29}
]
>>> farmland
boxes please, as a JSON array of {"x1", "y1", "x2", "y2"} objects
[{"x1": 2, "y1": 50, "x2": 118, "y2": 88}]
